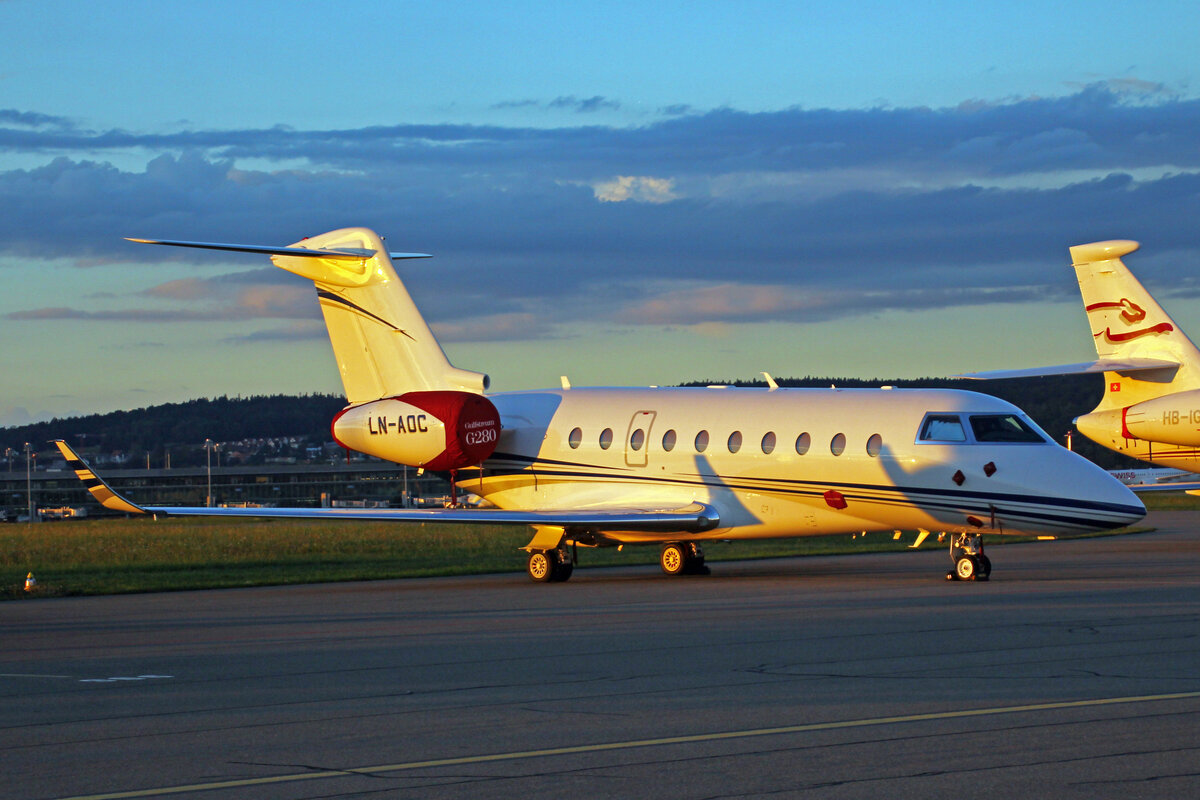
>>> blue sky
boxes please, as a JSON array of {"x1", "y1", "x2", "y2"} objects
[{"x1": 4, "y1": 0, "x2": 1200, "y2": 426}]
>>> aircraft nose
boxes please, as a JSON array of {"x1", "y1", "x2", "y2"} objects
[{"x1": 1088, "y1": 470, "x2": 1145, "y2": 530}]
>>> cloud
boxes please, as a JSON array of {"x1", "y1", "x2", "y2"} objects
[
  {"x1": 8, "y1": 273, "x2": 317, "y2": 324},
  {"x1": 6, "y1": 307, "x2": 221, "y2": 322},
  {"x1": 222, "y1": 321, "x2": 326, "y2": 343},
  {"x1": 615, "y1": 282, "x2": 1054, "y2": 326},
  {"x1": 7, "y1": 84, "x2": 1199, "y2": 180},
  {"x1": 493, "y1": 96, "x2": 621, "y2": 113},
  {"x1": 548, "y1": 95, "x2": 620, "y2": 113},
  {"x1": 591, "y1": 175, "x2": 678, "y2": 203},
  {"x1": 0, "y1": 109, "x2": 75, "y2": 129},
  {"x1": 432, "y1": 312, "x2": 553, "y2": 342},
  {"x1": 5, "y1": 85, "x2": 1200, "y2": 335}
]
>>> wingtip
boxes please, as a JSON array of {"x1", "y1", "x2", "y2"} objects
[{"x1": 55, "y1": 440, "x2": 148, "y2": 515}]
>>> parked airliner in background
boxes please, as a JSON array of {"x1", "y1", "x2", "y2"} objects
[
  {"x1": 56, "y1": 228, "x2": 1143, "y2": 582},
  {"x1": 964, "y1": 240, "x2": 1200, "y2": 489}
]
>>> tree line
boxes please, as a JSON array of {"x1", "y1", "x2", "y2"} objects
[{"x1": 1, "y1": 377, "x2": 1140, "y2": 470}]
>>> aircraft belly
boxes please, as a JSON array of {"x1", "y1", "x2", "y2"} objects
[{"x1": 472, "y1": 468, "x2": 955, "y2": 538}]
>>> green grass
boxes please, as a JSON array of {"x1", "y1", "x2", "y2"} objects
[
  {"x1": 1140, "y1": 491, "x2": 1200, "y2": 510},
  {"x1": 2, "y1": 509, "x2": 1158, "y2": 599}
]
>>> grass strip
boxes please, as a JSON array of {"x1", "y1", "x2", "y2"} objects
[{"x1": 6, "y1": 493, "x2": 1180, "y2": 599}]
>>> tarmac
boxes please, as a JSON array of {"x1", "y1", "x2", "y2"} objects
[{"x1": 2, "y1": 510, "x2": 1198, "y2": 799}]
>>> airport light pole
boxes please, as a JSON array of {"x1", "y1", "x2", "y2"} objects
[
  {"x1": 5, "y1": 447, "x2": 14, "y2": 473},
  {"x1": 24, "y1": 442, "x2": 34, "y2": 522},
  {"x1": 204, "y1": 439, "x2": 215, "y2": 507}
]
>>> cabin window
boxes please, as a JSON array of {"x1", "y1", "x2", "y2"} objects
[
  {"x1": 695, "y1": 430, "x2": 710, "y2": 452},
  {"x1": 761, "y1": 431, "x2": 777, "y2": 454},
  {"x1": 599, "y1": 428, "x2": 614, "y2": 450},
  {"x1": 866, "y1": 433, "x2": 883, "y2": 456},
  {"x1": 662, "y1": 429, "x2": 677, "y2": 451},
  {"x1": 969, "y1": 414, "x2": 1046, "y2": 443},
  {"x1": 728, "y1": 431, "x2": 743, "y2": 453},
  {"x1": 830, "y1": 433, "x2": 846, "y2": 456},
  {"x1": 630, "y1": 428, "x2": 645, "y2": 451},
  {"x1": 795, "y1": 432, "x2": 811, "y2": 455},
  {"x1": 919, "y1": 414, "x2": 967, "y2": 442},
  {"x1": 568, "y1": 427, "x2": 583, "y2": 449}
]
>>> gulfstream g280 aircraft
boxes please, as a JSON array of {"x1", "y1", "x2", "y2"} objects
[{"x1": 56, "y1": 227, "x2": 1143, "y2": 582}]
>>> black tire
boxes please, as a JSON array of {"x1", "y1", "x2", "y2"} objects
[
  {"x1": 551, "y1": 561, "x2": 574, "y2": 582},
  {"x1": 682, "y1": 543, "x2": 709, "y2": 574},
  {"x1": 527, "y1": 551, "x2": 554, "y2": 582},
  {"x1": 660, "y1": 543, "x2": 686, "y2": 575},
  {"x1": 978, "y1": 554, "x2": 992, "y2": 579},
  {"x1": 955, "y1": 555, "x2": 978, "y2": 581}
]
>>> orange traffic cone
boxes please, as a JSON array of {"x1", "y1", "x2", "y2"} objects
[{"x1": 24, "y1": 572, "x2": 36, "y2": 592}]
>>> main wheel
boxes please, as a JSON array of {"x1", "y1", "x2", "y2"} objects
[
  {"x1": 552, "y1": 561, "x2": 574, "y2": 582},
  {"x1": 977, "y1": 554, "x2": 992, "y2": 580},
  {"x1": 527, "y1": 550, "x2": 554, "y2": 582},
  {"x1": 660, "y1": 543, "x2": 686, "y2": 575},
  {"x1": 955, "y1": 555, "x2": 978, "y2": 581}
]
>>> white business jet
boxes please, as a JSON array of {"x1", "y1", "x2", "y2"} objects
[
  {"x1": 964, "y1": 240, "x2": 1200, "y2": 488},
  {"x1": 55, "y1": 228, "x2": 1143, "y2": 582}
]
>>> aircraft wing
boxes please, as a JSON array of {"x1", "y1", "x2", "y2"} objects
[
  {"x1": 53, "y1": 441, "x2": 720, "y2": 533},
  {"x1": 1122, "y1": 482, "x2": 1200, "y2": 494},
  {"x1": 957, "y1": 357, "x2": 1180, "y2": 380}
]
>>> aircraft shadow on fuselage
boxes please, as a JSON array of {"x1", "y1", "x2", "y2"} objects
[{"x1": 692, "y1": 451, "x2": 761, "y2": 528}]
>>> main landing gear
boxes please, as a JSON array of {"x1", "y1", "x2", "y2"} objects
[
  {"x1": 659, "y1": 542, "x2": 709, "y2": 576},
  {"x1": 526, "y1": 546, "x2": 574, "y2": 583},
  {"x1": 945, "y1": 531, "x2": 991, "y2": 581}
]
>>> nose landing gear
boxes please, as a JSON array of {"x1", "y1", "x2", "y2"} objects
[{"x1": 946, "y1": 532, "x2": 991, "y2": 581}]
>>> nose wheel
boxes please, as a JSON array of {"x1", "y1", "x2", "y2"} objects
[{"x1": 945, "y1": 532, "x2": 991, "y2": 581}]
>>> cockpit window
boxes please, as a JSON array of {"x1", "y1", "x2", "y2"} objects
[
  {"x1": 969, "y1": 414, "x2": 1046, "y2": 443},
  {"x1": 919, "y1": 414, "x2": 967, "y2": 442}
]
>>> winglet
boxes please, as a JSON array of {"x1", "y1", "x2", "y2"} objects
[{"x1": 53, "y1": 440, "x2": 148, "y2": 515}]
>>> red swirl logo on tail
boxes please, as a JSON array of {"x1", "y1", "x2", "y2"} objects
[
  {"x1": 1086, "y1": 298, "x2": 1173, "y2": 343},
  {"x1": 1085, "y1": 297, "x2": 1146, "y2": 323}
]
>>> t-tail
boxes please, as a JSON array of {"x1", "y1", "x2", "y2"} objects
[
  {"x1": 128, "y1": 228, "x2": 501, "y2": 473},
  {"x1": 962, "y1": 239, "x2": 1200, "y2": 466},
  {"x1": 269, "y1": 227, "x2": 489, "y2": 401},
  {"x1": 1069, "y1": 240, "x2": 1200, "y2": 448}
]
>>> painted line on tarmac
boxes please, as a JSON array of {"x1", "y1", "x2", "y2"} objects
[
  {"x1": 78, "y1": 674, "x2": 174, "y2": 684},
  {"x1": 0, "y1": 673, "x2": 74, "y2": 679},
  {"x1": 56, "y1": 690, "x2": 1200, "y2": 800}
]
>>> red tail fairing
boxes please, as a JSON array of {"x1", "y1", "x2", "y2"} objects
[{"x1": 332, "y1": 391, "x2": 500, "y2": 470}]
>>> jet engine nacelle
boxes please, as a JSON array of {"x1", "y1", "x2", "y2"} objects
[
  {"x1": 1091, "y1": 389, "x2": 1200, "y2": 447},
  {"x1": 331, "y1": 391, "x2": 501, "y2": 470}
]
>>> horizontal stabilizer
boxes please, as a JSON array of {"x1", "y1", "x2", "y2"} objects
[
  {"x1": 958, "y1": 357, "x2": 1181, "y2": 381},
  {"x1": 126, "y1": 237, "x2": 431, "y2": 261},
  {"x1": 53, "y1": 440, "x2": 719, "y2": 533}
]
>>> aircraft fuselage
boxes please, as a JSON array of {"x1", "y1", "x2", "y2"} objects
[{"x1": 457, "y1": 386, "x2": 1142, "y2": 542}]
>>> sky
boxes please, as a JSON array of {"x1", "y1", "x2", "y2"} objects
[{"x1": 4, "y1": 0, "x2": 1200, "y2": 426}]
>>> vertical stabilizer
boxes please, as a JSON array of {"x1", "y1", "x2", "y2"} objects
[
  {"x1": 270, "y1": 228, "x2": 488, "y2": 403},
  {"x1": 1072, "y1": 240, "x2": 1200, "y2": 411}
]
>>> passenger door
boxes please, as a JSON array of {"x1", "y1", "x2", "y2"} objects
[{"x1": 625, "y1": 410, "x2": 656, "y2": 467}]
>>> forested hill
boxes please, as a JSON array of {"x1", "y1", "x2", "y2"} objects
[
  {"x1": 2, "y1": 377, "x2": 1141, "y2": 469},
  {"x1": 2, "y1": 394, "x2": 348, "y2": 462}
]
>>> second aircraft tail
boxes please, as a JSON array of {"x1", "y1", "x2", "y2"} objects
[{"x1": 1071, "y1": 239, "x2": 1200, "y2": 411}]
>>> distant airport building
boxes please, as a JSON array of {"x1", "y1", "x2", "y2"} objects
[{"x1": 1, "y1": 460, "x2": 450, "y2": 519}]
